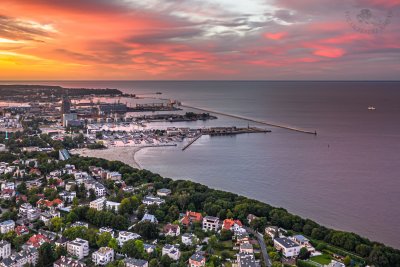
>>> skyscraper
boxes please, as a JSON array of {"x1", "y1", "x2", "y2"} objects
[{"x1": 61, "y1": 96, "x2": 71, "y2": 115}]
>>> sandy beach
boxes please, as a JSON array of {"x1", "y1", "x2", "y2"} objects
[{"x1": 72, "y1": 146, "x2": 146, "y2": 169}]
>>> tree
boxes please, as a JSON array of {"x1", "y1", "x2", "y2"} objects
[
  {"x1": 134, "y1": 221, "x2": 158, "y2": 240},
  {"x1": 121, "y1": 240, "x2": 144, "y2": 258},
  {"x1": 343, "y1": 255, "x2": 351, "y2": 266},
  {"x1": 72, "y1": 197, "x2": 79, "y2": 208},
  {"x1": 149, "y1": 259, "x2": 159, "y2": 267},
  {"x1": 17, "y1": 182, "x2": 27, "y2": 195},
  {"x1": 49, "y1": 217, "x2": 64, "y2": 232},
  {"x1": 97, "y1": 232, "x2": 112, "y2": 248},
  {"x1": 219, "y1": 229, "x2": 233, "y2": 241},
  {"x1": 298, "y1": 247, "x2": 311, "y2": 260},
  {"x1": 37, "y1": 242, "x2": 56, "y2": 267},
  {"x1": 89, "y1": 189, "x2": 96, "y2": 201},
  {"x1": 119, "y1": 198, "x2": 133, "y2": 215},
  {"x1": 108, "y1": 238, "x2": 119, "y2": 251}
]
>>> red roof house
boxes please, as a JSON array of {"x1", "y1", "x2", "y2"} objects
[
  {"x1": 26, "y1": 234, "x2": 50, "y2": 248},
  {"x1": 180, "y1": 211, "x2": 203, "y2": 227},
  {"x1": 223, "y1": 219, "x2": 243, "y2": 231}
]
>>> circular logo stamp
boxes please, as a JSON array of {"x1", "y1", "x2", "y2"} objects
[{"x1": 345, "y1": 8, "x2": 393, "y2": 34}]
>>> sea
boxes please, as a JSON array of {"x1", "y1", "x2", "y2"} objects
[{"x1": 2, "y1": 80, "x2": 400, "y2": 248}]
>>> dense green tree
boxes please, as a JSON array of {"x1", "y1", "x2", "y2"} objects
[
  {"x1": 37, "y1": 243, "x2": 56, "y2": 267},
  {"x1": 96, "y1": 232, "x2": 112, "y2": 248}
]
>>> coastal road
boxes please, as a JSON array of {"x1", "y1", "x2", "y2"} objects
[{"x1": 245, "y1": 227, "x2": 272, "y2": 267}]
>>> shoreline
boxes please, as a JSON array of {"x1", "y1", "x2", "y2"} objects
[{"x1": 72, "y1": 146, "x2": 147, "y2": 169}]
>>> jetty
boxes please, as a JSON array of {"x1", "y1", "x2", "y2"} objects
[
  {"x1": 182, "y1": 134, "x2": 202, "y2": 151},
  {"x1": 182, "y1": 127, "x2": 270, "y2": 151},
  {"x1": 180, "y1": 104, "x2": 317, "y2": 135}
]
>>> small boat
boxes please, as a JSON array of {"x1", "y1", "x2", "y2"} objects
[{"x1": 368, "y1": 106, "x2": 376, "y2": 111}]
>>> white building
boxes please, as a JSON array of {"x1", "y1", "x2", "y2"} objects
[
  {"x1": 0, "y1": 240, "x2": 11, "y2": 259},
  {"x1": 0, "y1": 220, "x2": 15, "y2": 234},
  {"x1": 89, "y1": 197, "x2": 120, "y2": 211},
  {"x1": 202, "y1": 216, "x2": 220, "y2": 232},
  {"x1": 54, "y1": 256, "x2": 86, "y2": 267},
  {"x1": 118, "y1": 231, "x2": 140, "y2": 247},
  {"x1": 156, "y1": 188, "x2": 171, "y2": 197},
  {"x1": 0, "y1": 247, "x2": 38, "y2": 267},
  {"x1": 90, "y1": 197, "x2": 106, "y2": 211},
  {"x1": 40, "y1": 210, "x2": 60, "y2": 226},
  {"x1": 142, "y1": 195, "x2": 165, "y2": 206},
  {"x1": 59, "y1": 191, "x2": 76, "y2": 203},
  {"x1": 27, "y1": 208, "x2": 40, "y2": 221},
  {"x1": 162, "y1": 244, "x2": 181, "y2": 261},
  {"x1": 19, "y1": 203, "x2": 33, "y2": 217},
  {"x1": 182, "y1": 233, "x2": 197, "y2": 246},
  {"x1": 67, "y1": 238, "x2": 89, "y2": 260},
  {"x1": 141, "y1": 214, "x2": 158, "y2": 224},
  {"x1": 124, "y1": 258, "x2": 148, "y2": 267},
  {"x1": 71, "y1": 221, "x2": 89, "y2": 228},
  {"x1": 237, "y1": 252, "x2": 258, "y2": 267},
  {"x1": 274, "y1": 237, "x2": 301, "y2": 258},
  {"x1": 92, "y1": 247, "x2": 114, "y2": 266},
  {"x1": 106, "y1": 172, "x2": 121, "y2": 181}
]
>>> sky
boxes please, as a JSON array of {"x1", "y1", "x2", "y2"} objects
[{"x1": 0, "y1": 0, "x2": 399, "y2": 80}]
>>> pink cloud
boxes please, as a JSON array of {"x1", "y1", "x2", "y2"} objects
[
  {"x1": 264, "y1": 32, "x2": 287, "y2": 40},
  {"x1": 314, "y1": 48, "x2": 345, "y2": 58}
]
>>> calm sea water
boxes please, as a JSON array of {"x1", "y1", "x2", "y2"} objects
[{"x1": 3, "y1": 81, "x2": 400, "y2": 248}]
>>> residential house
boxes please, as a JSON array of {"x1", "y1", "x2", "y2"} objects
[
  {"x1": 265, "y1": 226, "x2": 280, "y2": 239},
  {"x1": 118, "y1": 231, "x2": 140, "y2": 247},
  {"x1": 163, "y1": 224, "x2": 180, "y2": 237},
  {"x1": 15, "y1": 225, "x2": 29, "y2": 236},
  {"x1": 180, "y1": 211, "x2": 203, "y2": 227},
  {"x1": 274, "y1": 237, "x2": 301, "y2": 258},
  {"x1": 106, "y1": 172, "x2": 121, "y2": 181},
  {"x1": 141, "y1": 214, "x2": 158, "y2": 224},
  {"x1": 71, "y1": 221, "x2": 89, "y2": 228},
  {"x1": 142, "y1": 195, "x2": 165, "y2": 206},
  {"x1": 223, "y1": 219, "x2": 244, "y2": 233},
  {"x1": 156, "y1": 188, "x2": 171, "y2": 197},
  {"x1": 189, "y1": 252, "x2": 206, "y2": 267},
  {"x1": 26, "y1": 234, "x2": 50, "y2": 248},
  {"x1": 18, "y1": 203, "x2": 33, "y2": 217},
  {"x1": 182, "y1": 233, "x2": 197, "y2": 246},
  {"x1": 240, "y1": 243, "x2": 254, "y2": 254},
  {"x1": 55, "y1": 236, "x2": 69, "y2": 248},
  {"x1": 0, "y1": 220, "x2": 15, "y2": 234},
  {"x1": 237, "y1": 252, "x2": 258, "y2": 267},
  {"x1": 124, "y1": 258, "x2": 148, "y2": 267},
  {"x1": 54, "y1": 256, "x2": 86, "y2": 267},
  {"x1": 162, "y1": 244, "x2": 180, "y2": 261},
  {"x1": 143, "y1": 244, "x2": 156, "y2": 254},
  {"x1": 67, "y1": 238, "x2": 89, "y2": 260},
  {"x1": 92, "y1": 247, "x2": 114, "y2": 266},
  {"x1": 202, "y1": 216, "x2": 220, "y2": 232},
  {"x1": 40, "y1": 210, "x2": 60, "y2": 226},
  {"x1": 0, "y1": 247, "x2": 38, "y2": 267},
  {"x1": 0, "y1": 240, "x2": 11, "y2": 259},
  {"x1": 59, "y1": 191, "x2": 76, "y2": 203}
]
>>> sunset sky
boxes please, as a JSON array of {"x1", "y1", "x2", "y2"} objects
[{"x1": 0, "y1": 0, "x2": 399, "y2": 80}]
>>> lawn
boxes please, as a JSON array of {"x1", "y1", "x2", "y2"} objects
[
  {"x1": 310, "y1": 254, "x2": 332, "y2": 265},
  {"x1": 213, "y1": 240, "x2": 236, "y2": 259}
]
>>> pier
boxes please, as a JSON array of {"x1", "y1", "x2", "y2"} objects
[
  {"x1": 182, "y1": 134, "x2": 202, "y2": 151},
  {"x1": 182, "y1": 127, "x2": 270, "y2": 151},
  {"x1": 180, "y1": 104, "x2": 317, "y2": 135}
]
